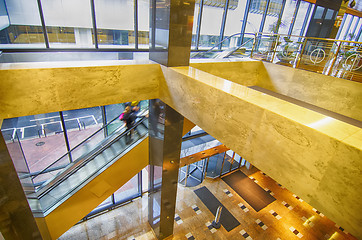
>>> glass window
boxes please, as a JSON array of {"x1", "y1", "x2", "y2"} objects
[
  {"x1": 1, "y1": 112, "x2": 69, "y2": 184},
  {"x1": 114, "y1": 174, "x2": 139, "y2": 202},
  {"x1": 291, "y1": 1, "x2": 313, "y2": 36},
  {"x1": 278, "y1": 0, "x2": 298, "y2": 35},
  {"x1": 223, "y1": 0, "x2": 248, "y2": 48},
  {"x1": 314, "y1": 6, "x2": 324, "y2": 19},
  {"x1": 263, "y1": 0, "x2": 284, "y2": 34},
  {"x1": 199, "y1": 5, "x2": 224, "y2": 49},
  {"x1": 138, "y1": 0, "x2": 149, "y2": 48},
  {"x1": 191, "y1": 1, "x2": 201, "y2": 49},
  {"x1": 0, "y1": 0, "x2": 45, "y2": 48},
  {"x1": 340, "y1": 14, "x2": 353, "y2": 40},
  {"x1": 345, "y1": 16, "x2": 359, "y2": 40},
  {"x1": 42, "y1": 0, "x2": 93, "y2": 48},
  {"x1": 63, "y1": 107, "x2": 103, "y2": 161},
  {"x1": 92, "y1": 196, "x2": 113, "y2": 212},
  {"x1": 105, "y1": 103, "x2": 125, "y2": 135},
  {"x1": 94, "y1": 0, "x2": 135, "y2": 48},
  {"x1": 245, "y1": 0, "x2": 264, "y2": 34}
]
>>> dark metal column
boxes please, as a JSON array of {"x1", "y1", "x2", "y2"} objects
[
  {"x1": 0, "y1": 130, "x2": 43, "y2": 239},
  {"x1": 149, "y1": 0, "x2": 195, "y2": 67},
  {"x1": 148, "y1": 99, "x2": 184, "y2": 239},
  {"x1": 36, "y1": 0, "x2": 49, "y2": 48}
]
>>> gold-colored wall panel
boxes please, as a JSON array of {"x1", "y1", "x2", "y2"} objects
[
  {"x1": 182, "y1": 117, "x2": 195, "y2": 136},
  {"x1": 0, "y1": 64, "x2": 163, "y2": 119},
  {"x1": 42, "y1": 138, "x2": 149, "y2": 240},
  {"x1": 159, "y1": 66, "x2": 362, "y2": 238},
  {"x1": 190, "y1": 61, "x2": 262, "y2": 86},
  {"x1": 190, "y1": 60, "x2": 362, "y2": 121}
]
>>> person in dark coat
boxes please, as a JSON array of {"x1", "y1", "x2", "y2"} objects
[{"x1": 121, "y1": 106, "x2": 140, "y2": 143}]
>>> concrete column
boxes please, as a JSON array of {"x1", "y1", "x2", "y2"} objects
[
  {"x1": 148, "y1": 99, "x2": 184, "y2": 239},
  {"x1": 149, "y1": 0, "x2": 195, "y2": 67},
  {"x1": 0, "y1": 129, "x2": 42, "y2": 239}
]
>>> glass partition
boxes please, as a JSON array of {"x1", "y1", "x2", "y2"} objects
[{"x1": 63, "y1": 107, "x2": 103, "y2": 149}]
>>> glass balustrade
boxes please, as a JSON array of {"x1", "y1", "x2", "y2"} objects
[{"x1": 191, "y1": 32, "x2": 362, "y2": 82}]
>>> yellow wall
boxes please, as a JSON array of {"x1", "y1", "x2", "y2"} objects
[
  {"x1": 190, "y1": 61, "x2": 362, "y2": 121},
  {"x1": 0, "y1": 63, "x2": 162, "y2": 119}
]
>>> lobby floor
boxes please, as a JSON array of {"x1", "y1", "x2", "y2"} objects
[{"x1": 58, "y1": 167, "x2": 357, "y2": 240}]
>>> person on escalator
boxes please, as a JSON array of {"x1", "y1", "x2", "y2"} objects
[{"x1": 121, "y1": 106, "x2": 140, "y2": 144}]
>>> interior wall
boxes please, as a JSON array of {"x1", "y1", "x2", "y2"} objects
[{"x1": 190, "y1": 60, "x2": 362, "y2": 122}]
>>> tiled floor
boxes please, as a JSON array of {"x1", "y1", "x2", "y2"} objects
[{"x1": 59, "y1": 166, "x2": 357, "y2": 240}]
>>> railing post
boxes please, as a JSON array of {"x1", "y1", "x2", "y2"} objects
[
  {"x1": 296, "y1": 38, "x2": 308, "y2": 69},
  {"x1": 271, "y1": 35, "x2": 279, "y2": 63},
  {"x1": 250, "y1": 33, "x2": 257, "y2": 58},
  {"x1": 212, "y1": 206, "x2": 223, "y2": 228},
  {"x1": 325, "y1": 41, "x2": 342, "y2": 76}
]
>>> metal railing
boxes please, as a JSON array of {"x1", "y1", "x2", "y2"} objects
[{"x1": 192, "y1": 32, "x2": 362, "y2": 82}]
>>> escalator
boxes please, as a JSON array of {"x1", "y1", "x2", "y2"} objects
[
  {"x1": 191, "y1": 33, "x2": 255, "y2": 59},
  {"x1": 23, "y1": 110, "x2": 195, "y2": 239},
  {"x1": 23, "y1": 110, "x2": 150, "y2": 239}
]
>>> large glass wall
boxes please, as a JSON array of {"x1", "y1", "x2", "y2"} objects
[
  {"x1": 0, "y1": 101, "x2": 148, "y2": 184},
  {"x1": 0, "y1": 0, "x2": 45, "y2": 48},
  {"x1": 2, "y1": 0, "x2": 356, "y2": 53}
]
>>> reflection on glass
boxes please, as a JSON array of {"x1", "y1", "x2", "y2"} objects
[
  {"x1": 42, "y1": 0, "x2": 93, "y2": 48},
  {"x1": 94, "y1": 0, "x2": 134, "y2": 48},
  {"x1": 0, "y1": 0, "x2": 45, "y2": 48}
]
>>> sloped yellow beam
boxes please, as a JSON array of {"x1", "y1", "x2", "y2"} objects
[
  {"x1": 160, "y1": 65, "x2": 362, "y2": 238},
  {"x1": 38, "y1": 137, "x2": 149, "y2": 240}
]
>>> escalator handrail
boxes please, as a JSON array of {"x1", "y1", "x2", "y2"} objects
[
  {"x1": 36, "y1": 115, "x2": 148, "y2": 198},
  {"x1": 193, "y1": 32, "x2": 256, "y2": 58},
  {"x1": 32, "y1": 109, "x2": 146, "y2": 180}
]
